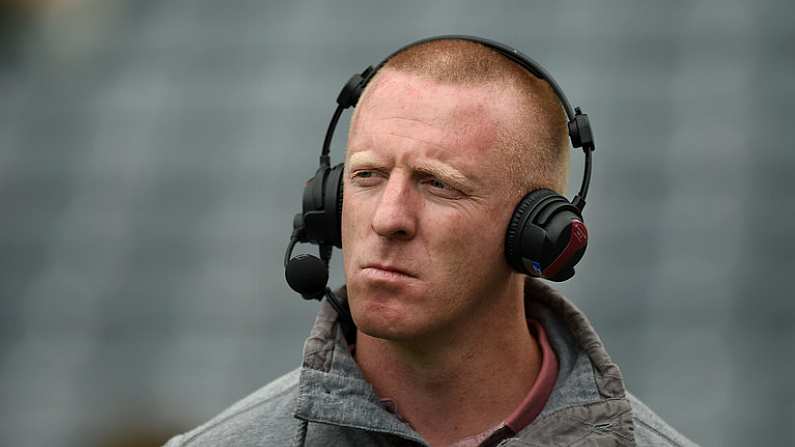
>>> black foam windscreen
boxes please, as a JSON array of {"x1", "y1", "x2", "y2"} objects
[{"x1": 285, "y1": 254, "x2": 329, "y2": 300}]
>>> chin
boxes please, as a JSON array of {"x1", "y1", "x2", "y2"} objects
[
  {"x1": 350, "y1": 294, "x2": 427, "y2": 342},
  {"x1": 356, "y1": 321, "x2": 408, "y2": 341}
]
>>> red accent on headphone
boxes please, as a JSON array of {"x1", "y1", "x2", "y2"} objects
[{"x1": 542, "y1": 219, "x2": 588, "y2": 279}]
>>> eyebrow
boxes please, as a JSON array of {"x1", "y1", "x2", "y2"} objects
[
  {"x1": 347, "y1": 151, "x2": 381, "y2": 168},
  {"x1": 347, "y1": 151, "x2": 475, "y2": 191},
  {"x1": 414, "y1": 160, "x2": 471, "y2": 189}
]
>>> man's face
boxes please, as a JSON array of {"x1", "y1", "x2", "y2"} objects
[{"x1": 342, "y1": 69, "x2": 528, "y2": 342}]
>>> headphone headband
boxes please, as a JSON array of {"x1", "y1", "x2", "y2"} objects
[{"x1": 359, "y1": 35, "x2": 575, "y2": 119}]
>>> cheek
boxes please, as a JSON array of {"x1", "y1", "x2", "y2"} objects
[
  {"x1": 341, "y1": 190, "x2": 363, "y2": 245},
  {"x1": 430, "y1": 206, "x2": 510, "y2": 274},
  {"x1": 340, "y1": 196, "x2": 355, "y2": 268},
  {"x1": 341, "y1": 190, "x2": 375, "y2": 271},
  {"x1": 341, "y1": 201, "x2": 352, "y2": 247}
]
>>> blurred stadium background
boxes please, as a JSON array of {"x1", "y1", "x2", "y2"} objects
[{"x1": 1, "y1": 1, "x2": 793, "y2": 446}]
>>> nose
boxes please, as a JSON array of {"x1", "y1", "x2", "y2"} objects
[{"x1": 371, "y1": 173, "x2": 417, "y2": 240}]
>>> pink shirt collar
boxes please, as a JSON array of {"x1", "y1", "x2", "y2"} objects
[{"x1": 448, "y1": 319, "x2": 559, "y2": 446}]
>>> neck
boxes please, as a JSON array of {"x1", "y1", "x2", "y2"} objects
[{"x1": 354, "y1": 277, "x2": 540, "y2": 447}]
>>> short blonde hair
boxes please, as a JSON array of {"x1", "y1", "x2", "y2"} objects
[{"x1": 352, "y1": 38, "x2": 570, "y2": 195}]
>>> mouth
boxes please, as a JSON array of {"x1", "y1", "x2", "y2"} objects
[{"x1": 360, "y1": 263, "x2": 418, "y2": 280}]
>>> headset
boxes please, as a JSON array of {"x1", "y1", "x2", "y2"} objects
[{"x1": 283, "y1": 35, "x2": 595, "y2": 328}]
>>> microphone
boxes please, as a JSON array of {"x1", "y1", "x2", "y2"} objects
[
  {"x1": 285, "y1": 254, "x2": 328, "y2": 300},
  {"x1": 283, "y1": 226, "x2": 356, "y2": 342}
]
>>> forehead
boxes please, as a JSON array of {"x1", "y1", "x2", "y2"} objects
[{"x1": 348, "y1": 70, "x2": 521, "y2": 166}]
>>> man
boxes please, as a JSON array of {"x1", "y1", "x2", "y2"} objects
[{"x1": 165, "y1": 37, "x2": 698, "y2": 446}]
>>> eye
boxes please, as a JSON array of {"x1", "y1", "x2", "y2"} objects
[
  {"x1": 426, "y1": 178, "x2": 448, "y2": 190},
  {"x1": 421, "y1": 177, "x2": 463, "y2": 199},
  {"x1": 350, "y1": 169, "x2": 383, "y2": 186}
]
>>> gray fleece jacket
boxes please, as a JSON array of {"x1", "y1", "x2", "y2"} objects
[{"x1": 164, "y1": 279, "x2": 699, "y2": 446}]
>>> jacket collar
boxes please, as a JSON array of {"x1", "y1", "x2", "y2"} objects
[
  {"x1": 294, "y1": 278, "x2": 635, "y2": 446},
  {"x1": 294, "y1": 289, "x2": 425, "y2": 443}
]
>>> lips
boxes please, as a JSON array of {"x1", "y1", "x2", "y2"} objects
[{"x1": 360, "y1": 262, "x2": 418, "y2": 279}]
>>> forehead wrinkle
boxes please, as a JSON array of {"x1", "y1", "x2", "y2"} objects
[
  {"x1": 349, "y1": 116, "x2": 452, "y2": 158},
  {"x1": 385, "y1": 130, "x2": 450, "y2": 152},
  {"x1": 359, "y1": 113, "x2": 494, "y2": 157}
]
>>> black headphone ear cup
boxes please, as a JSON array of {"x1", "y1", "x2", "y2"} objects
[
  {"x1": 505, "y1": 189, "x2": 588, "y2": 281},
  {"x1": 325, "y1": 163, "x2": 345, "y2": 247},
  {"x1": 505, "y1": 190, "x2": 539, "y2": 275},
  {"x1": 299, "y1": 163, "x2": 345, "y2": 248},
  {"x1": 539, "y1": 204, "x2": 587, "y2": 281},
  {"x1": 300, "y1": 168, "x2": 327, "y2": 244},
  {"x1": 505, "y1": 189, "x2": 554, "y2": 274}
]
